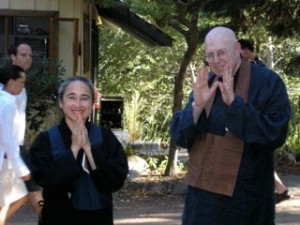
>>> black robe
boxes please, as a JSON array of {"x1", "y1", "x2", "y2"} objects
[
  {"x1": 170, "y1": 63, "x2": 291, "y2": 225},
  {"x1": 29, "y1": 119, "x2": 128, "y2": 225}
]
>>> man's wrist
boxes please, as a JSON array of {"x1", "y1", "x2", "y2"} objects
[{"x1": 192, "y1": 101, "x2": 204, "y2": 124}]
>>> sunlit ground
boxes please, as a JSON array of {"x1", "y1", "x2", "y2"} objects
[{"x1": 114, "y1": 211, "x2": 182, "y2": 225}]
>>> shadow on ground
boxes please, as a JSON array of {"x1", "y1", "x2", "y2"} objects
[{"x1": 7, "y1": 174, "x2": 300, "y2": 225}]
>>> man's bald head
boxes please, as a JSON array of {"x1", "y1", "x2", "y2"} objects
[
  {"x1": 204, "y1": 26, "x2": 241, "y2": 77},
  {"x1": 205, "y1": 26, "x2": 237, "y2": 47}
]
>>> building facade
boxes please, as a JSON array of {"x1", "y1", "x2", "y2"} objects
[{"x1": 0, "y1": 0, "x2": 98, "y2": 80}]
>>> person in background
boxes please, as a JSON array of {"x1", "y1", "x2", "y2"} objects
[
  {"x1": 29, "y1": 76, "x2": 129, "y2": 225},
  {"x1": 5, "y1": 43, "x2": 44, "y2": 216},
  {"x1": 238, "y1": 38, "x2": 292, "y2": 204},
  {"x1": 238, "y1": 38, "x2": 266, "y2": 66},
  {"x1": 170, "y1": 26, "x2": 291, "y2": 224},
  {"x1": 0, "y1": 65, "x2": 31, "y2": 225},
  {"x1": 274, "y1": 169, "x2": 291, "y2": 203}
]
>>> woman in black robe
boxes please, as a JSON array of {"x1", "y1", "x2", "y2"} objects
[{"x1": 29, "y1": 77, "x2": 128, "y2": 225}]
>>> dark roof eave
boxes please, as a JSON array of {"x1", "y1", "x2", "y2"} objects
[{"x1": 96, "y1": 5, "x2": 173, "y2": 47}]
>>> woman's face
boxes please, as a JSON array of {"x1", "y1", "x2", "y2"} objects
[
  {"x1": 59, "y1": 81, "x2": 93, "y2": 125},
  {"x1": 7, "y1": 72, "x2": 26, "y2": 95}
]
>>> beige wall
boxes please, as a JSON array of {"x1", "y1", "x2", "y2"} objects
[
  {"x1": 58, "y1": 0, "x2": 84, "y2": 78},
  {"x1": 0, "y1": 0, "x2": 87, "y2": 78},
  {"x1": 0, "y1": 0, "x2": 58, "y2": 11}
]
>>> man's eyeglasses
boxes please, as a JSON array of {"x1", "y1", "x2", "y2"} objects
[{"x1": 204, "y1": 44, "x2": 235, "y2": 62}]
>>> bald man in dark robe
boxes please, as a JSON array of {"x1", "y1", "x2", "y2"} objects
[{"x1": 170, "y1": 26, "x2": 291, "y2": 225}]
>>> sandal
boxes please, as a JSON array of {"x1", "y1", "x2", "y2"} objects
[{"x1": 275, "y1": 189, "x2": 291, "y2": 204}]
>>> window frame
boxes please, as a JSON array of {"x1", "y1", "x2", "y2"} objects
[{"x1": 0, "y1": 9, "x2": 58, "y2": 64}]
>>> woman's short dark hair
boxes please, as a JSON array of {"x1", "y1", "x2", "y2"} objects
[
  {"x1": 238, "y1": 39, "x2": 255, "y2": 52},
  {"x1": 0, "y1": 65, "x2": 25, "y2": 85},
  {"x1": 58, "y1": 76, "x2": 95, "y2": 103}
]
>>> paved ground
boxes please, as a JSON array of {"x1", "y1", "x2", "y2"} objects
[
  {"x1": 6, "y1": 174, "x2": 300, "y2": 225},
  {"x1": 275, "y1": 174, "x2": 300, "y2": 225}
]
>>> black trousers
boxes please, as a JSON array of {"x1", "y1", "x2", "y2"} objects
[
  {"x1": 39, "y1": 205, "x2": 113, "y2": 225},
  {"x1": 20, "y1": 145, "x2": 42, "y2": 192}
]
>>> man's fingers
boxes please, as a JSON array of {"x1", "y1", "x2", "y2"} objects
[
  {"x1": 189, "y1": 63, "x2": 196, "y2": 83},
  {"x1": 196, "y1": 65, "x2": 209, "y2": 85}
]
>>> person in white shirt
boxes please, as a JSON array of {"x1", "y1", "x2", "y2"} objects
[
  {"x1": 9, "y1": 43, "x2": 31, "y2": 147},
  {"x1": 0, "y1": 65, "x2": 30, "y2": 225},
  {"x1": 0, "y1": 43, "x2": 43, "y2": 220}
]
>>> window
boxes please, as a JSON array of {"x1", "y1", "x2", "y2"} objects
[{"x1": 0, "y1": 10, "x2": 58, "y2": 66}]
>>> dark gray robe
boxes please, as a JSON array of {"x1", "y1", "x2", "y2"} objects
[{"x1": 170, "y1": 63, "x2": 291, "y2": 225}]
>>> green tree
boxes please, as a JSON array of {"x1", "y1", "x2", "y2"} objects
[
  {"x1": 128, "y1": 0, "x2": 300, "y2": 175},
  {"x1": 25, "y1": 60, "x2": 64, "y2": 146},
  {"x1": 98, "y1": 26, "x2": 187, "y2": 144},
  {"x1": 97, "y1": 0, "x2": 300, "y2": 176}
]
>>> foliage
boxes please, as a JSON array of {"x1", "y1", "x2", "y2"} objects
[
  {"x1": 26, "y1": 60, "x2": 64, "y2": 131},
  {"x1": 124, "y1": 90, "x2": 143, "y2": 142},
  {"x1": 146, "y1": 156, "x2": 159, "y2": 171},
  {"x1": 97, "y1": 0, "x2": 300, "y2": 176},
  {"x1": 124, "y1": 143, "x2": 136, "y2": 156},
  {"x1": 146, "y1": 155, "x2": 186, "y2": 174},
  {"x1": 98, "y1": 26, "x2": 187, "y2": 146},
  {"x1": 252, "y1": 0, "x2": 300, "y2": 38},
  {"x1": 282, "y1": 75, "x2": 300, "y2": 156}
]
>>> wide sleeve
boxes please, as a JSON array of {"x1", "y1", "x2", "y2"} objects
[
  {"x1": 29, "y1": 132, "x2": 83, "y2": 189},
  {"x1": 90, "y1": 128, "x2": 128, "y2": 193},
  {"x1": 15, "y1": 88, "x2": 27, "y2": 113},
  {"x1": 221, "y1": 71, "x2": 291, "y2": 149},
  {"x1": 170, "y1": 92, "x2": 207, "y2": 149}
]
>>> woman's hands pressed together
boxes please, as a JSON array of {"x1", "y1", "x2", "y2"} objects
[
  {"x1": 71, "y1": 113, "x2": 90, "y2": 158},
  {"x1": 71, "y1": 114, "x2": 97, "y2": 170}
]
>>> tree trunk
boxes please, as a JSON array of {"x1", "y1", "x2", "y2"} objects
[
  {"x1": 266, "y1": 36, "x2": 274, "y2": 69},
  {"x1": 165, "y1": 139, "x2": 179, "y2": 176},
  {"x1": 165, "y1": 19, "x2": 199, "y2": 176}
]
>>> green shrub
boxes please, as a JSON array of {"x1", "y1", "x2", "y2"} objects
[{"x1": 25, "y1": 60, "x2": 65, "y2": 146}]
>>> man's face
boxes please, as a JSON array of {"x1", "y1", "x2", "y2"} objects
[
  {"x1": 205, "y1": 39, "x2": 241, "y2": 77},
  {"x1": 11, "y1": 44, "x2": 32, "y2": 71},
  {"x1": 240, "y1": 48, "x2": 255, "y2": 60}
]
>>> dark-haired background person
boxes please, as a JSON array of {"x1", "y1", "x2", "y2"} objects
[
  {"x1": 0, "y1": 65, "x2": 31, "y2": 225},
  {"x1": 170, "y1": 27, "x2": 291, "y2": 225},
  {"x1": 29, "y1": 77, "x2": 128, "y2": 225},
  {"x1": 238, "y1": 38, "x2": 292, "y2": 204},
  {"x1": 0, "y1": 43, "x2": 44, "y2": 216},
  {"x1": 238, "y1": 38, "x2": 266, "y2": 66}
]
